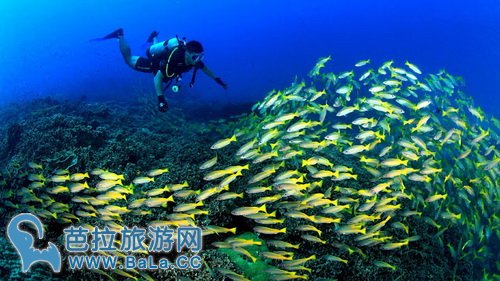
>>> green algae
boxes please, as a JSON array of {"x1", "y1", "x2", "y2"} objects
[{"x1": 218, "y1": 232, "x2": 272, "y2": 281}]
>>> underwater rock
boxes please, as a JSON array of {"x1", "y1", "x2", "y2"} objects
[{"x1": 4, "y1": 123, "x2": 22, "y2": 157}]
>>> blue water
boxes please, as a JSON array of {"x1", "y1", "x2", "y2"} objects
[{"x1": 1, "y1": 0, "x2": 499, "y2": 116}]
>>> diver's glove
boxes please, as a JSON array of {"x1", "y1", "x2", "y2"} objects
[
  {"x1": 158, "y1": 95, "x2": 168, "y2": 112},
  {"x1": 214, "y1": 77, "x2": 228, "y2": 90}
]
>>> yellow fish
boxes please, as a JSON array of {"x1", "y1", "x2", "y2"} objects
[
  {"x1": 297, "y1": 224, "x2": 322, "y2": 236},
  {"x1": 255, "y1": 218, "x2": 285, "y2": 225},
  {"x1": 169, "y1": 180, "x2": 189, "y2": 191},
  {"x1": 104, "y1": 205, "x2": 130, "y2": 214},
  {"x1": 254, "y1": 194, "x2": 282, "y2": 205},
  {"x1": 145, "y1": 196, "x2": 174, "y2": 207},
  {"x1": 254, "y1": 226, "x2": 286, "y2": 235},
  {"x1": 232, "y1": 205, "x2": 267, "y2": 216},
  {"x1": 99, "y1": 172, "x2": 124, "y2": 181},
  {"x1": 173, "y1": 189, "x2": 200, "y2": 198},
  {"x1": 133, "y1": 176, "x2": 154, "y2": 185},
  {"x1": 336, "y1": 224, "x2": 366, "y2": 235},
  {"x1": 287, "y1": 120, "x2": 321, "y2": 133},
  {"x1": 369, "y1": 85, "x2": 386, "y2": 93},
  {"x1": 325, "y1": 255, "x2": 348, "y2": 264},
  {"x1": 246, "y1": 186, "x2": 272, "y2": 194},
  {"x1": 204, "y1": 169, "x2": 232, "y2": 181},
  {"x1": 381, "y1": 239, "x2": 409, "y2": 250},
  {"x1": 336, "y1": 85, "x2": 353, "y2": 95},
  {"x1": 48, "y1": 185, "x2": 69, "y2": 194},
  {"x1": 233, "y1": 247, "x2": 257, "y2": 263},
  {"x1": 282, "y1": 255, "x2": 317, "y2": 269},
  {"x1": 425, "y1": 193, "x2": 447, "y2": 203},
  {"x1": 197, "y1": 186, "x2": 228, "y2": 201},
  {"x1": 413, "y1": 100, "x2": 432, "y2": 111},
  {"x1": 211, "y1": 135, "x2": 237, "y2": 149},
  {"x1": 236, "y1": 140, "x2": 257, "y2": 156},
  {"x1": 336, "y1": 105, "x2": 360, "y2": 117},
  {"x1": 301, "y1": 234, "x2": 326, "y2": 244},
  {"x1": 405, "y1": 61, "x2": 422, "y2": 74},
  {"x1": 70, "y1": 173, "x2": 89, "y2": 181},
  {"x1": 227, "y1": 238, "x2": 262, "y2": 247},
  {"x1": 260, "y1": 251, "x2": 293, "y2": 261},
  {"x1": 309, "y1": 56, "x2": 331, "y2": 76},
  {"x1": 467, "y1": 106, "x2": 484, "y2": 121},
  {"x1": 97, "y1": 190, "x2": 127, "y2": 201},
  {"x1": 217, "y1": 268, "x2": 251, "y2": 281},
  {"x1": 343, "y1": 144, "x2": 369, "y2": 155},
  {"x1": 28, "y1": 182, "x2": 44, "y2": 188},
  {"x1": 28, "y1": 174, "x2": 45, "y2": 182},
  {"x1": 173, "y1": 201, "x2": 203, "y2": 212},
  {"x1": 311, "y1": 216, "x2": 341, "y2": 224},
  {"x1": 199, "y1": 155, "x2": 218, "y2": 170},
  {"x1": 381, "y1": 158, "x2": 408, "y2": 167},
  {"x1": 219, "y1": 171, "x2": 243, "y2": 187},
  {"x1": 147, "y1": 168, "x2": 169, "y2": 177},
  {"x1": 128, "y1": 198, "x2": 146, "y2": 208},
  {"x1": 267, "y1": 240, "x2": 300, "y2": 249},
  {"x1": 374, "y1": 204, "x2": 401, "y2": 213},
  {"x1": 204, "y1": 225, "x2": 237, "y2": 235},
  {"x1": 248, "y1": 168, "x2": 276, "y2": 184},
  {"x1": 146, "y1": 186, "x2": 170, "y2": 197},
  {"x1": 69, "y1": 182, "x2": 90, "y2": 193},
  {"x1": 28, "y1": 162, "x2": 43, "y2": 169},
  {"x1": 373, "y1": 260, "x2": 397, "y2": 271},
  {"x1": 96, "y1": 179, "x2": 122, "y2": 191},
  {"x1": 275, "y1": 113, "x2": 299, "y2": 122},
  {"x1": 355, "y1": 59, "x2": 370, "y2": 67},
  {"x1": 312, "y1": 170, "x2": 339, "y2": 179},
  {"x1": 50, "y1": 175, "x2": 70, "y2": 183}
]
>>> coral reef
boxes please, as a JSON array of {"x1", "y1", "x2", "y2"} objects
[{"x1": 0, "y1": 58, "x2": 498, "y2": 281}]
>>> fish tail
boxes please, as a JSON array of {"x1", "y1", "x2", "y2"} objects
[{"x1": 260, "y1": 204, "x2": 267, "y2": 213}]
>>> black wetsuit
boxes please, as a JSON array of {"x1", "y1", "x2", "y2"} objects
[{"x1": 135, "y1": 47, "x2": 204, "y2": 81}]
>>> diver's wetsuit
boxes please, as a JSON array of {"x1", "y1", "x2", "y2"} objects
[
  {"x1": 159, "y1": 47, "x2": 204, "y2": 78},
  {"x1": 133, "y1": 50, "x2": 164, "y2": 73},
  {"x1": 134, "y1": 44, "x2": 204, "y2": 80}
]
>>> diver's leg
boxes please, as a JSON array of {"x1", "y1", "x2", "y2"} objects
[{"x1": 118, "y1": 36, "x2": 139, "y2": 68}]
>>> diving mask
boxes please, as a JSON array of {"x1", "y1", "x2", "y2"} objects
[{"x1": 190, "y1": 53, "x2": 204, "y2": 64}]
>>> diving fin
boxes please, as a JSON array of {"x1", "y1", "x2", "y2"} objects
[
  {"x1": 146, "y1": 30, "x2": 159, "y2": 43},
  {"x1": 90, "y1": 28, "x2": 124, "y2": 41}
]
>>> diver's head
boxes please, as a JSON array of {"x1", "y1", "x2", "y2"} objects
[{"x1": 185, "y1": 40, "x2": 204, "y2": 65}]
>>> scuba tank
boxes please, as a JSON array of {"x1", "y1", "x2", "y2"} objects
[
  {"x1": 148, "y1": 42, "x2": 168, "y2": 58},
  {"x1": 166, "y1": 36, "x2": 186, "y2": 49},
  {"x1": 148, "y1": 35, "x2": 186, "y2": 58}
]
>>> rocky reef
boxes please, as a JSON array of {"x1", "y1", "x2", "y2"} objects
[{"x1": 0, "y1": 58, "x2": 498, "y2": 281}]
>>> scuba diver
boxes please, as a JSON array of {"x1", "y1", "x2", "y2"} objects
[{"x1": 96, "y1": 28, "x2": 228, "y2": 112}]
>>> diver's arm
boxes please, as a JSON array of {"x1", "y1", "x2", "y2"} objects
[
  {"x1": 154, "y1": 71, "x2": 168, "y2": 112},
  {"x1": 201, "y1": 65, "x2": 227, "y2": 89},
  {"x1": 154, "y1": 71, "x2": 164, "y2": 97},
  {"x1": 201, "y1": 65, "x2": 217, "y2": 79}
]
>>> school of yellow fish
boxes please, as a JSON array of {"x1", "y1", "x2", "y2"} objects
[{"x1": 8, "y1": 57, "x2": 499, "y2": 280}]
